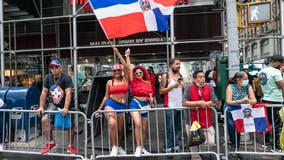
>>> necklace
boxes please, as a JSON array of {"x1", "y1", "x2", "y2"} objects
[{"x1": 53, "y1": 74, "x2": 61, "y2": 85}]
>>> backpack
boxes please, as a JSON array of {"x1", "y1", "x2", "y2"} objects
[{"x1": 253, "y1": 77, "x2": 263, "y2": 97}]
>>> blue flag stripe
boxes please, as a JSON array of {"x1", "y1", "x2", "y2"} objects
[
  {"x1": 152, "y1": 8, "x2": 169, "y2": 32},
  {"x1": 89, "y1": 0, "x2": 138, "y2": 9},
  {"x1": 254, "y1": 117, "x2": 267, "y2": 132},
  {"x1": 228, "y1": 104, "x2": 241, "y2": 112}
]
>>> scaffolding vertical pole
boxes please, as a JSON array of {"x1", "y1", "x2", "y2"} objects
[
  {"x1": 0, "y1": 0, "x2": 4, "y2": 87},
  {"x1": 281, "y1": 0, "x2": 284, "y2": 57},
  {"x1": 166, "y1": 31, "x2": 170, "y2": 67},
  {"x1": 226, "y1": 0, "x2": 240, "y2": 77},
  {"x1": 72, "y1": 0, "x2": 78, "y2": 111},
  {"x1": 8, "y1": 23, "x2": 12, "y2": 86},
  {"x1": 170, "y1": 11, "x2": 175, "y2": 59},
  {"x1": 13, "y1": 22, "x2": 17, "y2": 86},
  {"x1": 40, "y1": 0, "x2": 45, "y2": 80}
]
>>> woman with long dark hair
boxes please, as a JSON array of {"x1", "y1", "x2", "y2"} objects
[{"x1": 97, "y1": 47, "x2": 131, "y2": 156}]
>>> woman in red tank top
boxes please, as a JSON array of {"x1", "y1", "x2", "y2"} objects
[
  {"x1": 97, "y1": 47, "x2": 131, "y2": 156},
  {"x1": 124, "y1": 49, "x2": 154, "y2": 157}
]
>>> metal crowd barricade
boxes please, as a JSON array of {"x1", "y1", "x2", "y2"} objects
[
  {"x1": 224, "y1": 104, "x2": 284, "y2": 160},
  {"x1": 0, "y1": 109, "x2": 88, "y2": 160},
  {"x1": 90, "y1": 107, "x2": 220, "y2": 160}
]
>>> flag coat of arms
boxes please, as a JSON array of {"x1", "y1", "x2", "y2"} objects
[
  {"x1": 89, "y1": 0, "x2": 177, "y2": 39},
  {"x1": 228, "y1": 103, "x2": 271, "y2": 133}
]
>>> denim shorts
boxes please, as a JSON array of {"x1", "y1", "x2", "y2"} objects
[
  {"x1": 103, "y1": 98, "x2": 126, "y2": 114},
  {"x1": 129, "y1": 98, "x2": 149, "y2": 118}
]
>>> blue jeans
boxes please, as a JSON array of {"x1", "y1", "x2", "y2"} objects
[
  {"x1": 227, "y1": 111, "x2": 240, "y2": 149},
  {"x1": 165, "y1": 109, "x2": 182, "y2": 149}
]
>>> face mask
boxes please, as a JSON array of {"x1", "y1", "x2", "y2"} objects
[
  {"x1": 196, "y1": 83, "x2": 204, "y2": 88},
  {"x1": 241, "y1": 79, "x2": 249, "y2": 87},
  {"x1": 275, "y1": 65, "x2": 281, "y2": 69}
]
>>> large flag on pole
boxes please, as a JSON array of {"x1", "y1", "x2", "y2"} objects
[
  {"x1": 228, "y1": 103, "x2": 271, "y2": 133},
  {"x1": 89, "y1": 0, "x2": 177, "y2": 39}
]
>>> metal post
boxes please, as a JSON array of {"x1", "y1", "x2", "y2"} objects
[
  {"x1": 8, "y1": 23, "x2": 12, "y2": 86},
  {"x1": 40, "y1": 0, "x2": 45, "y2": 80},
  {"x1": 0, "y1": 0, "x2": 4, "y2": 87},
  {"x1": 281, "y1": 0, "x2": 284, "y2": 57},
  {"x1": 170, "y1": 12, "x2": 175, "y2": 59},
  {"x1": 13, "y1": 22, "x2": 17, "y2": 86},
  {"x1": 166, "y1": 31, "x2": 170, "y2": 67},
  {"x1": 226, "y1": 0, "x2": 240, "y2": 77},
  {"x1": 73, "y1": 0, "x2": 78, "y2": 111}
]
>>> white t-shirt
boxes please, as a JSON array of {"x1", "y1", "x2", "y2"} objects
[{"x1": 259, "y1": 66, "x2": 283, "y2": 102}]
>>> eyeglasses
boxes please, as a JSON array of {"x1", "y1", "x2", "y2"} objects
[
  {"x1": 113, "y1": 69, "x2": 121, "y2": 72},
  {"x1": 135, "y1": 71, "x2": 143, "y2": 75},
  {"x1": 50, "y1": 66, "x2": 59, "y2": 70}
]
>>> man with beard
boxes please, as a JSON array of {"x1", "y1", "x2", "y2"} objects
[
  {"x1": 160, "y1": 58, "x2": 184, "y2": 154},
  {"x1": 258, "y1": 55, "x2": 284, "y2": 151}
]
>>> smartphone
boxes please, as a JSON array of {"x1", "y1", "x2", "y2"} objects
[{"x1": 178, "y1": 77, "x2": 183, "y2": 82}]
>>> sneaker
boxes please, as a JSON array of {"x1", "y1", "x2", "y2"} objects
[
  {"x1": 141, "y1": 147, "x2": 150, "y2": 155},
  {"x1": 165, "y1": 147, "x2": 172, "y2": 153},
  {"x1": 41, "y1": 141, "x2": 57, "y2": 155},
  {"x1": 67, "y1": 145, "x2": 78, "y2": 155},
  {"x1": 164, "y1": 148, "x2": 173, "y2": 158},
  {"x1": 110, "y1": 146, "x2": 118, "y2": 156},
  {"x1": 117, "y1": 146, "x2": 126, "y2": 155},
  {"x1": 173, "y1": 146, "x2": 182, "y2": 153},
  {"x1": 0, "y1": 143, "x2": 6, "y2": 150},
  {"x1": 135, "y1": 146, "x2": 141, "y2": 157}
]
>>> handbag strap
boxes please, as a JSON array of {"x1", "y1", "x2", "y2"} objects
[{"x1": 133, "y1": 98, "x2": 142, "y2": 108}]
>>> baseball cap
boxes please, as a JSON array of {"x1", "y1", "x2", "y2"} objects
[
  {"x1": 112, "y1": 64, "x2": 123, "y2": 70},
  {"x1": 49, "y1": 60, "x2": 61, "y2": 68}
]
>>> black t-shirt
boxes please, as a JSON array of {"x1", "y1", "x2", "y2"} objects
[{"x1": 43, "y1": 73, "x2": 75, "y2": 109}]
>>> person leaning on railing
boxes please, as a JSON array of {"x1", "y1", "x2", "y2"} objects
[
  {"x1": 224, "y1": 71, "x2": 256, "y2": 159},
  {"x1": 96, "y1": 47, "x2": 131, "y2": 156},
  {"x1": 182, "y1": 70, "x2": 218, "y2": 159}
]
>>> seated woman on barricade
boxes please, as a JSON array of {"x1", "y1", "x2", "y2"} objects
[
  {"x1": 124, "y1": 48, "x2": 154, "y2": 157},
  {"x1": 97, "y1": 47, "x2": 131, "y2": 156},
  {"x1": 224, "y1": 71, "x2": 256, "y2": 158}
]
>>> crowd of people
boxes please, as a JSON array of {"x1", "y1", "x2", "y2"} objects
[{"x1": 1, "y1": 48, "x2": 283, "y2": 159}]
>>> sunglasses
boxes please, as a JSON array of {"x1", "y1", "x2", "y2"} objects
[
  {"x1": 113, "y1": 69, "x2": 122, "y2": 72},
  {"x1": 135, "y1": 71, "x2": 143, "y2": 75},
  {"x1": 50, "y1": 66, "x2": 59, "y2": 70}
]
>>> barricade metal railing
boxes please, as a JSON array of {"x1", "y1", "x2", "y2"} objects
[
  {"x1": 224, "y1": 104, "x2": 284, "y2": 159},
  {"x1": 0, "y1": 109, "x2": 87, "y2": 160},
  {"x1": 91, "y1": 107, "x2": 220, "y2": 160}
]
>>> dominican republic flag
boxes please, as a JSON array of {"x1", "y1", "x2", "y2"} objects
[
  {"x1": 228, "y1": 103, "x2": 271, "y2": 133},
  {"x1": 89, "y1": 0, "x2": 177, "y2": 39}
]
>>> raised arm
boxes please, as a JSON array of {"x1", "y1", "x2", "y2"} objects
[
  {"x1": 113, "y1": 47, "x2": 131, "y2": 82},
  {"x1": 125, "y1": 48, "x2": 132, "y2": 81}
]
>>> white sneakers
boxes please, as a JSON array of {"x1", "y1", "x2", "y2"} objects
[
  {"x1": 135, "y1": 146, "x2": 150, "y2": 157},
  {"x1": 0, "y1": 143, "x2": 6, "y2": 150},
  {"x1": 110, "y1": 146, "x2": 126, "y2": 156},
  {"x1": 117, "y1": 146, "x2": 126, "y2": 155},
  {"x1": 135, "y1": 146, "x2": 141, "y2": 157}
]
